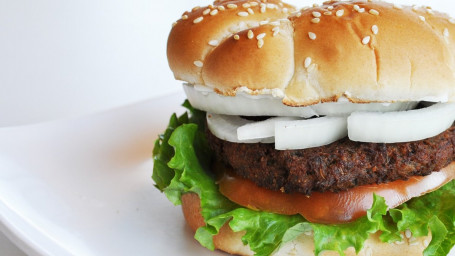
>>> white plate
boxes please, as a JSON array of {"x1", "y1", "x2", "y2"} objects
[{"x1": 0, "y1": 91, "x2": 225, "y2": 256}]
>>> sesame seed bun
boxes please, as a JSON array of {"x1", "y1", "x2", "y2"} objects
[
  {"x1": 167, "y1": 0, "x2": 455, "y2": 106},
  {"x1": 181, "y1": 193, "x2": 430, "y2": 256}
]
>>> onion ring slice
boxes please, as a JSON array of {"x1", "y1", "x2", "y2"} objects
[
  {"x1": 275, "y1": 117, "x2": 347, "y2": 150},
  {"x1": 348, "y1": 103, "x2": 455, "y2": 143},
  {"x1": 237, "y1": 117, "x2": 299, "y2": 141},
  {"x1": 185, "y1": 84, "x2": 416, "y2": 117},
  {"x1": 206, "y1": 113, "x2": 274, "y2": 143}
]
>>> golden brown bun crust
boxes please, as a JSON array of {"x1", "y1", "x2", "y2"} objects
[
  {"x1": 168, "y1": 0, "x2": 455, "y2": 106},
  {"x1": 181, "y1": 193, "x2": 430, "y2": 256},
  {"x1": 167, "y1": 0, "x2": 294, "y2": 87}
]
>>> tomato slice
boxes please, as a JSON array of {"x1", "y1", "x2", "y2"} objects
[{"x1": 217, "y1": 162, "x2": 455, "y2": 224}]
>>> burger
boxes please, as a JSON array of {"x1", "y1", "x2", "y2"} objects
[{"x1": 153, "y1": 0, "x2": 455, "y2": 255}]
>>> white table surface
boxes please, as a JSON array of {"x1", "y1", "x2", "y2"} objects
[{"x1": 1, "y1": 0, "x2": 455, "y2": 255}]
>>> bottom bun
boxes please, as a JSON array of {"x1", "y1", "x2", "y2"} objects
[{"x1": 181, "y1": 193, "x2": 431, "y2": 256}]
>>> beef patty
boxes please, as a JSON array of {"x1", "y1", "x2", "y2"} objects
[{"x1": 207, "y1": 124, "x2": 455, "y2": 195}]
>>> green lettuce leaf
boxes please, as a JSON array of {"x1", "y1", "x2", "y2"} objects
[
  {"x1": 152, "y1": 101, "x2": 236, "y2": 219},
  {"x1": 152, "y1": 101, "x2": 455, "y2": 256},
  {"x1": 389, "y1": 181, "x2": 455, "y2": 256},
  {"x1": 196, "y1": 208, "x2": 304, "y2": 255}
]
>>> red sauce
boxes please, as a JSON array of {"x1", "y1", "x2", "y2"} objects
[{"x1": 218, "y1": 163, "x2": 455, "y2": 224}]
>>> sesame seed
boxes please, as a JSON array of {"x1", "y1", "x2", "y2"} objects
[
  {"x1": 257, "y1": 39, "x2": 264, "y2": 48},
  {"x1": 393, "y1": 4, "x2": 403, "y2": 10},
  {"x1": 247, "y1": 8, "x2": 254, "y2": 14},
  {"x1": 311, "y1": 18, "x2": 320, "y2": 24},
  {"x1": 372, "y1": 25, "x2": 379, "y2": 34},
  {"x1": 208, "y1": 40, "x2": 219, "y2": 46},
  {"x1": 419, "y1": 16, "x2": 426, "y2": 22},
  {"x1": 405, "y1": 229, "x2": 412, "y2": 239},
  {"x1": 238, "y1": 11, "x2": 249, "y2": 17},
  {"x1": 327, "y1": 6, "x2": 334, "y2": 10},
  {"x1": 193, "y1": 16, "x2": 203, "y2": 23},
  {"x1": 208, "y1": 4, "x2": 214, "y2": 8},
  {"x1": 362, "y1": 36, "x2": 371, "y2": 45},
  {"x1": 313, "y1": 3, "x2": 320, "y2": 7},
  {"x1": 203, "y1": 8, "x2": 211, "y2": 15},
  {"x1": 412, "y1": 5, "x2": 419, "y2": 11},
  {"x1": 450, "y1": 18, "x2": 455, "y2": 24},
  {"x1": 218, "y1": 6, "x2": 225, "y2": 11},
  {"x1": 313, "y1": 11, "x2": 322, "y2": 18},
  {"x1": 324, "y1": 11, "x2": 332, "y2": 15},
  {"x1": 267, "y1": 3, "x2": 276, "y2": 9},
  {"x1": 210, "y1": 9, "x2": 219, "y2": 15},
  {"x1": 248, "y1": 30, "x2": 254, "y2": 39},
  {"x1": 272, "y1": 27, "x2": 280, "y2": 36},
  {"x1": 242, "y1": 3, "x2": 251, "y2": 8},
  {"x1": 304, "y1": 57, "x2": 312, "y2": 68},
  {"x1": 257, "y1": 33, "x2": 266, "y2": 39},
  {"x1": 192, "y1": 6, "x2": 200, "y2": 12},
  {"x1": 193, "y1": 60, "x2": 203, "y2": 67},
  {"x1": 270, "y1": 21, "x2": 280, "y2": 26},
  {"x1": 172, "y1": 21, "x2": 177, "y2": 27},
  {"x1": 369, "y1": 9, "x2": 379, "y2": 15},
  {"x1": 296, "y1": 12, "x2": 302, "y2": 17},
  {"x1": 259, "y1": 20, "x2": 269, "y2": 25},
  {"x1": 227, "y1": 4, "x2": 237, "y2": 9},
  {"x1": 234, "y1": 34, "x2": 240, "y2": 40},
  {"x1": 260, "y1": 6, "x2": 266, "y2": 13},
  {"x1": 250, "y1": 2, "x2": 259, "y2": 7},
  {"x1": 308, "y1": 32, "x2": 317, "y2": 40},
  {"x1": 182, "y1": 14, "x2": 188, "y2": 20},
  {"x1": 358, "y1": 8, "x2": 365, "y2": 13},
  {"x1": 336, "y1": 9, "x2": 345, "y2": 17},
  {"x1": 427, "y1": 9, "x2": 434, "y2": 15},
  {"x1": 302, "y1": 6, "x2": 310, "y2": 11},
  {"x1": 444, "y1": 28, "x2": 450, "y2": 38},
  {"x1": 353, "y1": 5, "x2": 360, "y2": 11}
]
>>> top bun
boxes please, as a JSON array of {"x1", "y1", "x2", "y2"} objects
[{"x1": 167, "y1": 0, "x2": 455, "y2": 106}]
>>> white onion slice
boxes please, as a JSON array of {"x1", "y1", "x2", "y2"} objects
[
  {"x1": 348, "y1": 103, "x2": 455, "y2": 143},
  {"x1": 185, "y1": 84, "x2": 317, "y2": 118},
  {"x1": 312, "y1": 101, "x2": 419, "y2": 116},
  {"x1": 237, "y1": 117, "x2": 300, "y2": 141},
  {"x1": 275, "y1": 117, "x2": 348, "y2": 150},
  {"x1": 206, "y1": 113, "x2": 274, "y2": 143},
  {"x1": 184, "y1": 84, "x2": 416, "y2": 117}
]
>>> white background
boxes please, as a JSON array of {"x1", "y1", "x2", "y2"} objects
[{"x1": 1, "y1": 0, "x2": 455, "y2": 255}]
